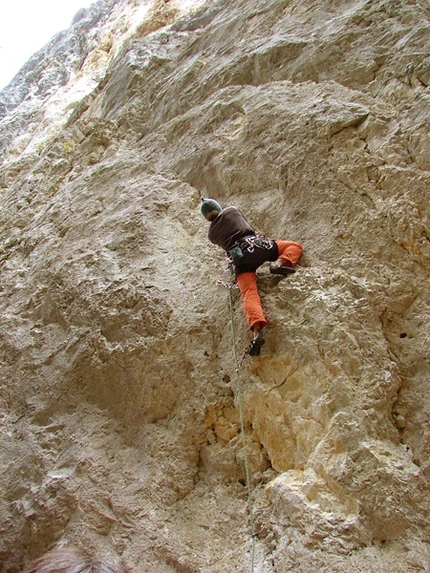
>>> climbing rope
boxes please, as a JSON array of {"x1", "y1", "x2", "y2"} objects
[
  {"x1": 220, "y1": 280, "x2": 256, "y2": 573},
  {"x1": 217, "y1": 279, "x2": 249, "y2": 372}
]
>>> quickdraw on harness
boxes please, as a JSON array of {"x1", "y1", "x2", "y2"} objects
[
  {"x1": 228, "y1": 234, "x2": 275, "y2": 267},
  {"x1": 242, "y1": 234, "x2": 273, "y2": 252}
]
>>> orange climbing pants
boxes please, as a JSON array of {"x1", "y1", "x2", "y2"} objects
[{"x1": 235, "y1": 240, "x2": 303, "y2": 331}]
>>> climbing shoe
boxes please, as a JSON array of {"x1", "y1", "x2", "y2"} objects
[
  {"x1": 249, "y1": 331, "x2": 265, "y2": 357},
  {"x1": 269, "y1": 263, "x2": 296, "y2": 276}
]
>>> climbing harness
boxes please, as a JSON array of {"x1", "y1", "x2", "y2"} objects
[
  {"x1": 218, "y1": 279, "x2": 256, "y2": 573},
  {"x1": 228, "y1": 234, "x2": 274, "y2": 266}
]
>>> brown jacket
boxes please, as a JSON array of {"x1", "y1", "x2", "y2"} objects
[{"x1": 208, "y1": 206, "x2": 254, "y2": 252}]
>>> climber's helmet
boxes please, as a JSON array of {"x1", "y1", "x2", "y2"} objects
[{"x1": 200, "y1": 197, "x2": 222, "y2": 221}]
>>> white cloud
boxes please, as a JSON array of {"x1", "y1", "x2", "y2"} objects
[{"x1": 0, "y1": 0, "x2": 95, "y2": 90}]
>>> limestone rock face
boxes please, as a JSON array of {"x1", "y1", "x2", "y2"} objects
[{"x1": 1, "y1": 0, "x2": 430, "y2": 572}]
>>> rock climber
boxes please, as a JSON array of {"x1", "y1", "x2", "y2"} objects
[{"x1": 200, "y1": 198, "x2": 303, "y2": 356}]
